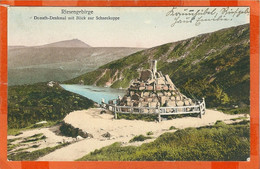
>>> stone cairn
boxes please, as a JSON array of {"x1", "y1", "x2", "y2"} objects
[{"x1": 115, "y1": 60, "x2": 194, "y2": 110}]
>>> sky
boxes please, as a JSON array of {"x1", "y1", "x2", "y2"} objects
[{"x1": 8, "y1": 7, "x2": 250, "y2": 48}]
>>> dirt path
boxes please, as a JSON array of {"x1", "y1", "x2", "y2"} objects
[{"x1": 36, "y1": 108, "x2": 247, "y2": 161}]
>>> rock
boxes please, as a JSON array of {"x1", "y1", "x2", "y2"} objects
[
  {"x1": 141, "y1": 102, "x2": 149, "y2": 107},
  {"x1": 156, "y1": 85, "x2": 162, "y2": 90},
  {"x1": 163, "y1": 86, "x2": 169, "y2": 90},
  {"x1": 76, "y1": 135, "x2": 84, "y2": 140},
  {"x1": 133, "y1": 102, "x2": 139, "y2": 106},
  {"x1": 102, "y1": 132, "x2": 111, "y2": 138},
  {"x1": 140, "y1": 70, "x2": 153, "y2": 82},
  {"x1": 146, "y1": 85, "x2": 153, "y2": 91},
  {"x1": 100, "y1": 110, "x2": 107, "y2": 114},
  {"x1": 175, "y1": 95, "x2": 181, "y2": 101},
  {"x1": 152, "y1": 98, "x2": 158, "y2": 102},
  {"x1": 184, "y1": 99, "x2": 190, "y2": 106},
  {"x1": 143, "y1": 92, "x2": 149, "y2": 97},
  {"x1": 147, "y1": 79, "x2": 155, "y2": 84},
  {"x1": 157, "y1": 78, "x2": 166, "y2": 85},
  {"x1": 150, "y1": 102, "x2": 157, "y2": 107},
  {"x1": 157, "y1": 92, "x2": 163, "y2": 96},
  {"x1": 132, "y1": 94, "x2": 139, "y2": 101},
  {"x1": 126, "y1": 97, "x2": 131, "y2": 102},
  {"x1": 147, "y1": 98, "x2": 153, "y2": 102},
  {"x1": 160, "y1": 96, "x2": 167, "y2": 106},
  {"x1": 126, "y1": 101, "x2": 132, "y2": 106},
  {"x1": 130, "y1": 91, "x2": 135, "y2": 96},
  {"x1": 176, "y1": 101, "x2": 184, "y2": 106},
  {"x1": 170, "y1": 96, "x2": 176, "y2": 100},
  {"x1": 139, "y1": 87, "x2": 145, "y2": 90},
  {"x1": 167, "y1": 101, "x2": 176, "y2": 107}
]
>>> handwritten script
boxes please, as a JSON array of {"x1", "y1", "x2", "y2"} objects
[{"x1": 166, "y1": 7, "x2": 249, "y2": 27}]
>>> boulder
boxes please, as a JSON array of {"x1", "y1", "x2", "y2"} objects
[
  {"x1": 140, "y1": 70, "x2": 153, "y2": 82},
  {"x1": 170, "y1": 96, "x2": 176, "y2": 100},
  {"x1": 176, "y1": 101, "x2": 184, "y2": 106},
  {"x1": 126, "y1": 101, "x2": 132, "y2": 106},
  {"x1": 139, "y1": 87, "x2": 145, "y2": 90},
  {"x1": 150, "y1": 102, "x2": 157, "y2": 107},
  {"x1": 147, "y1": 79, "x2": 155, "y2": 84},
  {"x1": 167, "y1": 101, "x2": 176, "y2": 107},
  {"x1": 157, "y1": 92, "x2": 163, "y2": 96},
  {"x1": 147, "y1": 98, "x2": 153, "y2": 102},
  {"x1": 143, "y1": 92, "x2": 149, "y2": 97},
  {"x1": 163, "y1": 86, "x2": 169, "y2": 91},
  {"x1": 156, "y1": 85, "x2": 162, "y2": 90},
  {"x1": 130, "y1": 91, "x2": 135, "y2": 96},
  {"x1": 141, "y1": 102, "x2": 149, "y2": 107},
  {"x1": 160, "y1": 96, "x2": 167, "y2": 106},
  {"x1": 126, "y1": 97, "x2": 131, "y2": 102},
  {"x1": 146, "y1": 85, "x2": 153, "y2": 91},
  {"x1": 184, "y1": 99, "x2": 190, "y2": 106},
  {"x1": 157, "y1": 78, "x2": 165, "y2": 85},
  {"x1": 152, "y1": 98, "x2": 158, "y2": 102},
  {"x1": 175, "y1": 95, "x2": 181, "y2": 101},
  {"x1": 102, "y1": 132, "x2": 111, "y2": 138}
]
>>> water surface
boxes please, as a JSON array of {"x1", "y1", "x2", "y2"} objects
[{"x1": 60, "y1": 84, "x2": 126, "y2": 104}]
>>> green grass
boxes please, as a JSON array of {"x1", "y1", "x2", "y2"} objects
[
  {"x1": 8, "y1": 142, "x2": 71, "y2": 161},
  {"x1": 77, "y1": 121, "x2": 249, "y2": 161},
  {"x1": 146, "y1": 131, "x2": 154, "y2": 136},
  {"x1": 219, "y1": 106, "x2": 250, "y2": 115},
  {"x1": 21, "y1": 135, "x2": 46, "y2": 143},
  {"x1": 169, "y1": 126, "x2": 178, "y2": 130},
  {"x1": 129, "y1": 135, "x2": 152, "y2": 143},
  {"x1": 117, "y1": 113, "x2": 158, "y2": 122},
  {"x1": 8, "y1": 83, "x2": 94, "y2": 129}
]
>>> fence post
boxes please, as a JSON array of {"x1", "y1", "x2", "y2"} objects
[
  {"x1": 203, "y1": 97, "x2": 206, "y2": 115},
  {"x1": 198, "y1": 101, "x2": 202, "y2": 118},
  {"x1": 157, "y1": 106, "x2": 161, "y2": 122},
  {"x1": 114, "y1": 104, "x2": 117, "y2": 119}
]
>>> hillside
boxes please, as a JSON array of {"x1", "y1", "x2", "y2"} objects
[
  {"x1": 66, "y1": 24, "x2": 250, "y2": 110},
  {"x1": 8, "y1": 40, "x2": 144, "y2": 85},
  {"x1": 8, "y1": 82, "x2": 94, "y2": 129}
]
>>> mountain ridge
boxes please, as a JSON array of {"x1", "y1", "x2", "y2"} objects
[
  {"x1": 66, "y1": 24, "x2": 250, "y2": 109},
  {"x1": 8, "y1": 42, "x2": 144, "y2": 85}
]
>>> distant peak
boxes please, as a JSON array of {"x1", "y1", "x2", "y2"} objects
[{"x1": 40, "y1": 39, "x2": 91, "y2": 48}]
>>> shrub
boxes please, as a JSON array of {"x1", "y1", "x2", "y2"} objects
[{"x1": 129, "y1": 135, "x2": 152, "y2": 143}]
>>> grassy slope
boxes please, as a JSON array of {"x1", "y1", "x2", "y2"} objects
[
  {"x1": 8, "y1": 83, "x2": 94, "y2": 129},
  {"x1": 66, "y1": 24, "x2": 250, "y2": 110},
  {"x1": 77, "y1": 121, "x2": 250, "y2": 161}
]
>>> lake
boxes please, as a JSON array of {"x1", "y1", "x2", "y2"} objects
[{"x1": 60, "y1": 84, "x2": 126, "y2": 104}]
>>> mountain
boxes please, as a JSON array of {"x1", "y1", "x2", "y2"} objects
[
  {"x1": 66, "y1": 24, "x2": 250, "y2": 110},
  {"x1": 8, "y1": 40, "x2": 144, "y2": 85},
  {"x1": 40, "y1": 39, "x2": 91, "y2": 48}
]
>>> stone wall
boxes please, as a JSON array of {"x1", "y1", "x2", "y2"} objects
[{"x1": 117, "y1": 61, "x2": 194, "y2": 108}]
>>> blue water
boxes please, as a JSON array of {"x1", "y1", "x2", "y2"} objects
[{"x1": 60, "y1": 84, "x2": 126, "y2": 104}]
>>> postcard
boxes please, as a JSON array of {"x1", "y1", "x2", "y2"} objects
[{"x1": 0, "y1": 1, "x2": 259, "y2": 169}]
